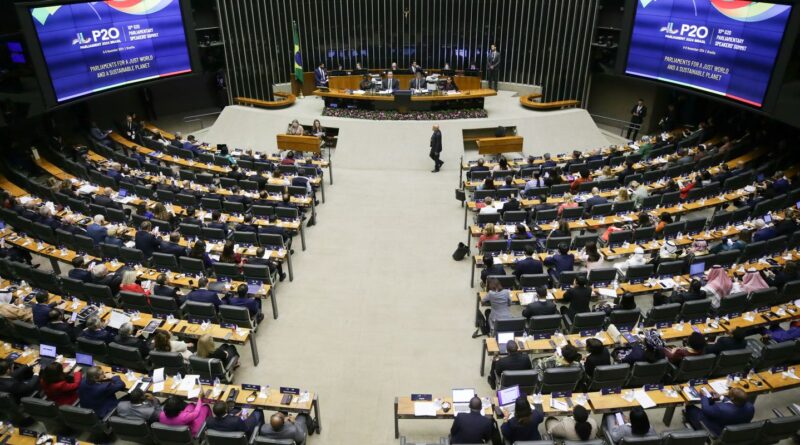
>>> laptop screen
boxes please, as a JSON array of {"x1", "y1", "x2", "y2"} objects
[
  {"x1": 76, "y1": 353, "x2": 94, "y2": 366},
  {"x1": 764, "y1": 214, "x2": 772, "y2": 224},
  {"x1": 497, "y1": 331, "x2": 515, "y2": 347},
  {"x1": 497, "y1": 385, "x2": 521, "y2": 406},
  {"x1": 39, "y1": 344, "x2": 56, "y2": 358},
  {"x1": 247, "y1": 283, "x2": 262, "y2": 295},
  {"x1": 118, "y1": 188, "x2": 127, "y2": 197},
  {"x1": 689, "y1": 262, "x2": 705, "y2": 277},
  {"x1": 452, "y1": 388, "x2": 476, "y2": 404}
]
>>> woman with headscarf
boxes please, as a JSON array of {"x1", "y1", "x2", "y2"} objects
[
  {"x1": 702, "y1": 265, "x2": 733, "y2": 308},
  {"x1": 742, "y1": 268, "x2": 769, "y2": 293}
]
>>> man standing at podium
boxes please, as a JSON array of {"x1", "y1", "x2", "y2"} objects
[
  {"x1": 381, "y1": 72, "x2": 400, "y2": 92},
  {"x1": 487, "y1": 44, "x2": 500, "y2": 90},
  {"x1": 314, "y1": 63, "x2": 328, "y2": 87},
  {"x1": 430, "y1": 125, "x2": 443, "y2": 173},
  {"x1": 627, "y1": 98, "x2": 647, "y2": 140}
]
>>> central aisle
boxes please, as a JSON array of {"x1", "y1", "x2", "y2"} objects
[{"x1": 235, "y1": 115, "x2": 486, "y2": 443}]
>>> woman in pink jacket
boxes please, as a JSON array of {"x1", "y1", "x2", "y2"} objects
[{"x1": 159, "y1": 396, "x2": 210, "y2": 437}]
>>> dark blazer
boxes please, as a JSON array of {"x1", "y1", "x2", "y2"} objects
[
  {"x1": 450, "y1": 410, "x2": 493, "y2": 444},
  {"x1": 225, "y1": 296, "x2": 261, "y2": 318},
  {"x1": 501, "y1": 410, "x2": 544, "y2": 443},
  {"x1": 206, "y1": 414, "x2": 249, "y2": 433},
  {"x1": 522, "y1": 300, "x2": 558, "y2": 318},
  {"x1": 135, "y1": 230, "x2": 161, "y2": 258},
  {"x1": 159, "y1": 242, "x2": 187, "y2": 258},
  {"x1": 0, "y1": 366, "x2": 39, "y2": 401},
  {"x1": 630, "y1": 104, "x2": 647, "y2": 124},
  {"x1": 94, "y1": 195, "x2": 120, "y2": 209},
  {"x1": 153, "y1": 284, "x2": 179, "y2": 299},
  {"x1": 752, "y1": 227, "x2": 778, "y2": 242},
  {"x1": 430, "y1": 130, "x2": 442, "y2": 154},
  {"x1": 481, "y1": 264, "x2": 506, "y2": 283},
  {"x1": 584, "y1": 195, "x2": 609, "y2": 212},
  {"x1": 68, "y1": 268, "x2": 93, "y2": 283},
  {"x1": 207, "y1": 221, "x2": 229, "y2": 236},
  {"x1": 494, "y1": 352, "x2": 533, "y2": 378},
  {"x1": 86, "y1": 224, "x2": 108, "y2": 245},
  {"x1": 696, "y1": 396, "x2": 754, "y2": 436},
  {"x1": 314, "y1": 67, "x2": 328, "y2": 86},
  {"x1": 543, "y1": 253, "x2": 575, "y2": 276},
  {"x1": 562, "y1": 286, "x2": 592, "y2": 319},
  {"x1": 33, "y1": 303, "x2": 55, "y2": 327},
  {"x1": 583, "y1": 348, "x2": 611, "y2": 376},
  {"x1": 410, "y1": 78, "x2": 427, "y2": 89},
  {"x1": 258, "y1": 225, "x2": 289, "y2": 242},
  {"x1": 381, "y1": 78, "x2": 400, "y2": 90},
  {"x1": 81, "y1": 327, "x2": 115, "y2": 343},
  {"x1": 104, "y1": 236, "x2": 124, "y2": 247},
  {"x1": 705, "y1": 336, "x2": 748, "y2": 355},
  {"x1": 47, "y1": 321, "x2": 79, "y2": 342},
  {"x1": 113, "y1": 335, "x2": 149, "y2": 358},
  {"x1": 78, "y1": 376, "x2": 126, "y2": 418},
  {"x1": 235, "y1": 223, "x2": 257, "y2": 233},
  {"x1": 186, "y1": 289, "x2": 221, "y2": 308},
  {"x1": 513, "y1": 257, "x2": 543, "y2": 280}
]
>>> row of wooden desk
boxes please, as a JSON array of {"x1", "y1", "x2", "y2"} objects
[
  {"x1": 394, "y1": 363, "x2": 800, "y2": 438},
  {"x1": 0, "y1": 345, "x2": 321, "y2": 433}
]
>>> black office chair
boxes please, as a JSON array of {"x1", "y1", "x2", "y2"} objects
[
  {"x1": 219, "y1": 305, "x2": 258, "y2": 330},
  {"x1": 77, "y1": 337, "x2": 108, "y2": 362},
  {"x1": 39, "y1": 327, "x2": 76, "y2": 355},
  {"x1": 759, "y1": 415, "x2": 800, "y2": 444},
  {"x1": 21, "y1": 397, "x2": 64, "y2": 432},
  {"x1": 499, "y1": 369, "x2": 539, "y2": 394},
  {"x1": 626, "y1": 359, "x2": 669, "y2": 386},
  {"x1": 585, "y1": 363, "x2": 630, "y2": 391},
  {"x1": 750, "y1": 341, "x2": 795, "y2": 370},
  {"x1": 662, "y1": 430, "x2": 708, "y2": 445},
  {"x1": 678, "y1": 299, "x2": 713, "y2": 321},
  {"x1": 151, "y1": 253, "x2": 179, "y2": 271},
  {"x1": 179, "y1": 257, "x2": 206, "y2": 276},
  {"x1": 206, "y1": 429, "x2": 255, "y2": 445},
  {"x1": 716, "y1": 292, "x2": 747, "y2": 316},
  {"x1": 183, "y1": 300, "x2": 219, "y2": 323},
  {"x1": 0, "y1": 391, "x2": 27, "y2": 426},
  {"x1": 120, "y1": 247, "x2": 146, "y2": 265},
  {"x1": 119, "y1": 291, "x2": 151, "y2": 312},
  {"x1": 11, "y1": 319, "x2": 39, "y2": 345},
  {"x1": 669, "y1": 354, "x2": 715, "y2": 382},
  {"x1": 149, "y1": 351, "x2": 187, "y2": 376},
  {"x1": 710, "y1": 349, "x2": 752, "y2": 377},
  {"x1": 528, "y1": 315, "x2": 562, "y2": 336},
  {"x1": 58, "y1": 405, "x2": 112, "y2": 441},
  {"x1": 150, "y1": 294, "x2": 182, "y2": 319},
  {"x1": 643, "y1": 303, "x2": 680, "y2": 326},
  {"x1": 108, "y1": 342, "x2": 149, "y2": 372},
  {"x1": 711, "y1": 422, "x2": 764, "y2": 444},
  {"x1": 189, "y1": 356, "x2": 236, "y2": 383},
  {"x1": 151, "y1": 422, "x2": 197, "y2": 445},
  {"x1": 538, "y1": 367, "x2": 583, "y2": 394},
  {"x1": 109, "y1": 416, "x2": 153, "y2": 444},
  {"x1": 563, "y1": 311, "x2": 606, "y2": 334},
  {"x1": 608, "y1": 309, "x2": 642, "y2": 329}
]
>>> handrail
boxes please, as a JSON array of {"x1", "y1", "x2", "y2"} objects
[
  {"x1": 590, "y1": 113, "x2": 639, "y2": 137},
  {"x1": 519, "y1": 94, "x2": 580, "y2": 110},
  {"x1": 235, "y1": 93, "x2": 297, "y2": 109},
  {"x1": 182, "y1": 111, "x2": 221, "y2": 121}
]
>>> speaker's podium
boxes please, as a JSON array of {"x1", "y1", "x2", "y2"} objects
[
  {"x1": 276, "y1": 134, "x2": 321, "y2": 154},
  {"x1": 476, "y1": 136, "x2": 523, "y2": 155}
]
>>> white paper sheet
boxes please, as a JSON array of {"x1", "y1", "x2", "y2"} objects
[
  {"x1": 549, "y1": 398, "x2": 569, "y2": 411},
  {"x1": 519, "y1": 292, "x2": 535, "y2": 305},
  {"x1": 709, "y1": 380, "x2": 729, "y2": 395},
  {"x1": 108, "y1": 311, "x2": 131, "y2": 329},
  {"x1": 596, "y1": 288, "x2": 617, "y2": 299},
  {"x1": 153, "y1": 368, "x2": 165, "y2": 383},
  {"x1": 414, "y1": 402, "x2": 437, "y2": 416},
  {"x1": 178, "y1": 375, "x2": 199, "y2": 392},
  {"x1": 633, "y1": 390, "x2": 656, "y2": 408},
  {"x1": 152, "y1": 382, "x2": 165, "y2": 393}
]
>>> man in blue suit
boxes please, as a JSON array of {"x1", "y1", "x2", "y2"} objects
[
  {"x1": 206, "y1": 401, "x2": 263, "y2": 435},
  {"x1": 185, "y1": 277, "x2": 222, "y2": 308},
  {"x1": 135, "y1": 220, "x2": 161, "y2": 259},
  {"x1": 68, "y1": 256, "x2": 93, "y2": 283},
  {"x1": 78, "y1": 367, "x2": 126, "y2": 418},
  {"x1": 583, "y1": 187, "x2": 608, "y2": 215},
  {"x1": 79, "y1": 316, "x2": 115, "y2": 343},
  {"x1": 86, "y1": 215, "x2": 108, "y2": 245},
  {"x1": 314, "y1": 63, "x2": 328, "y2": 87},
  {"x1": 752, "y1": 218, "x2": 778, "y2": 242},
  {"x1": 684, "y1": 387, "x2": 754, "y2": 436},
  {"x1": 31, "y1": 291, "x2": 56, "y2": 327},
  {"x1": 225, "y1": 283, "x2": 263, "y2": 322},
  {"x1": 544, "y1": 242, "x2": 575, "y2": 281},
  {"x1": 449, "y1": 397, "x2": 492, "y2": 444},
  {"x1": 159, "y1": 232, "x2": 187, "y2": 258},
  {"x1": 513, "y1": 245, "x2": 543, "y2": 280},
  {"x1": 206, "y1": 210, "x2": 229, "y2": 236}
]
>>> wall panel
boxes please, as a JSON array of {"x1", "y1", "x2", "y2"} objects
[{"x1": 217, "y1": 0, "x2": 598, "y2": 103}]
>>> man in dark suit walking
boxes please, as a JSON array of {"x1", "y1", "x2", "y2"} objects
[
  {"x1": 450, "y1": 396, "x2": 492, "y2": 444},
  {"x1": 627, "y1": 98, "x2": 647, "y2": 140},
  {"x1": 429, "y1": 125, "x2": 443, "y2": 173},
  {"x1": 487, "y1": 44, "x2": 500, "y2": 90}
]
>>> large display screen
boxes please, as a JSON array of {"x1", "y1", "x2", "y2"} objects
[
  {"x1": 625, "y1": 0, "x2": 792, "y2": 108},
  {"x1": 28, "y1": 0, "x2": 192, "y2": 104}
]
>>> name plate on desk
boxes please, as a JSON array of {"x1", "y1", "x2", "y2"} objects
[
  {"x1": 5, "y1": 352, "x2": 20, "y2": 361},
  {"x1": 579, "y1": 329, "x2": 600, "y2": 337},
  {"x1": 280, "y1": 387, "x2": 300, "y2": 395},
  {"x1": 20, "y1": 429, "x2": 38, "y2": 437},
  {"x1": 242, "y1": 384, "x2": 261, "y2": 391},
  {"x1": 199, "y1": 378, "x2": 212, "y2": 385},
  {"x1": 622, "y1": 333, "x2": 640, "y2": 344},
  {"x1": 728, "y1": 372, "x2": 744, "y2": 379},
  {"x1": 220, "y1": 323, "x2": 237, "y2": 329},
  {"x1": 757, "y1": 306, "x2": 771, "y2": 313},
  {"x1": 601, "y1": 387, "x2": 621, "y2": 395},
  {"x1": 57, "y1": 437, "x2": 76, "y2": 445},
  {"x1": 112, "y1": 366, "x2": 127, "y2": 373},
  {"x1": 771, "y1": 366, "x2": 788, "y2": 374},
  {"x1": 688, "y1": 378, "x2": 708, "y2": 386},
  {"x1": 534, "y1": 332, "x2": 556, "y2": 340},
  {"x1": 656, "y1": 322, "x2": 671, "y2": 329},
  {"x1": 411, "y1": 394, "x2": 433, "y2": 401},
  {"x1": 728, "y1": 312, "x2": 741, "y2": 319},
  {"x1": 551, "y1": 391, "x2": 572, "y2": 399},
  {"x1": 188, "y1": 318, "x2": 205, "y2": 325},
  {"x1": 689, "y1": 318, "x2": 704, "y2": 326},
  {"x1": 644, "y1": 384, "x2": 664, "y2": 391}
]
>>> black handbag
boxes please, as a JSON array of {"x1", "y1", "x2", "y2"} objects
[{"x1": 452, "y1": 242, "x2": 470, "y2": 261}]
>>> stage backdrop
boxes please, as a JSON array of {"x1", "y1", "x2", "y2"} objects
[{"x1": 216, "y1": 0, "x2": 599, "y2": 104}]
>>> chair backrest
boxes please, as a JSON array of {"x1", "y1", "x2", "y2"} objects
[
  {"x1": 715, "y1": 421, "x2": 764, "y2": 445},
  {"x1": 499, "y1": 369, "x2": 539, "y2": 394},
  {"x1": 608, "y1": 309, "x2": 642, "y2": 328},
  {"x1": 587, "y1": 363, "x2": 630, "y2": 391},
  {"x1": 662, "y1": 429, "x2": 708, "y2": 445},
  {"x1": 39, "y1": 326, "x2": 74, "y2": 351},
  {"x1": 538, "y1": 367, "x2": 582, "y2": 394},
  {"x1": 619, "y1": 437, "x2": 662, "y2": 445},
  {"x1": 109, "y1": 416, "x2": 152, "y2": 443},
  {"x1": 633, "y1": 226, "x2": 656, "y2": 242},
  {"x1": 206, "y1": 429, "x2": 249, "y2": 445},
  {"x1": 107, "y1": 342, "x2": 147, "y2": 372},
  {"x1": 179, "y1": 256, "x2": 206, "y2": 275},
  {"x1": 562, "y1": 206, "x2": 584, "y2": 221},
  {"x1": 149, "y1": 350, "x2": 187, "y2": 375},
  {"x1": 214, "y1": 262, "x2": 243, "y2": 281},
  {"x1": 563, "y1": 440, "x2": 604, "y2": 445},
  {"x1": 748, "y1": 287, "x2": 779, "y2": 309},
  {"x1": 477, "y1": 213, "x2": 501, "y2": 226},
  {"x1": 679, "y1": 298, "x2": 712, "y2": 321},
  {"x1": 11, "y1": 319, "x2": 39, "y2": 344},
  {"x1": 494, "y1": 317, "x2": 527, "y2": 336},
  {"x1": 254, "y1": 437, "x2": 295, "y2": 445},
  {"x1": 753, "y1": 341, "x2": 795, "y2": 370},
  {"x1": 534, "y1": 209, "x2": 558, "y2": 224},
  {"x1": 77, "y1": 337, "x2": 108, "y2": 358},
  {"x1": 219, "y1": 305, "x2": 254, "y2": 329},
  {"x1": 711, "y1": 348, "x2": 752, "y2": 377},
  {"x1": 568, "y1": 312, "x2": 606, "y2": 333},
  {"x1": 717, "y1": 292, "x2": 747, "y2": 316},
  {"x1": 589, "y1": 203, "x2": 613, "y2": 217},
  {"x1": 152, "y1": 253, "x2": 179, "y2": 271},
  {"x1": 189, "y1": 356, "x2": 230, "y2": 382},
  {"x1": 119, "y1": 291, "x2": 151, "y2": 312},
  {"x1": 760, "y1": 415, "x2": 800, "y2": 443},
  {"x1": 21, "y1": 396, "x2": 59, "y2": 419},
  {"x1": 184, "y1": 300, "x2": 218, "y2": 322},
  {"x1": 150, "y1": 294, "x2": 181, "y2": 318},
  {"x1": 528, "y1": 315, "x2": 562, "y2": 335},
  {"x1": 482, "y1": 240, "x2": 508, "y2": 255},
  {"x1": 673, "y1": 354, "x2": 715, "y2": 381},
  {"x1": 119, "y1": 246, "x2": 146, "y2": 265},
  {"x1": 608, "y1": 230, "x2": 633, "y2": 247},
  {"x1": 627, "y1": 359, "x2": 669, "y2": 386},
  {"x1": 151, "y1": 422, "x2": 194, "y2": 445},
  {"x1": 0, "y1": 391, "x2": 24, "y2": 424},
  {"x1": 644, "y1": 303, "x2": 681, "y2": 326},
  {"x1": 58, "y1": 405, "x2": 101, "y2": 431},
  {"x1": 178, "y1": 223, "x2": 202, "y2": 237}
]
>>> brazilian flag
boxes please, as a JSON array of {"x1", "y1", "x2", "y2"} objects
[{"x1": 292, "y1": 20, "x2": 303, "y2": 83}]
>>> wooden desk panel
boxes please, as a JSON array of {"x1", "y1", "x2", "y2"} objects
[{"x1": 477, "y1": 136, "x2": 524, "y2": 155}]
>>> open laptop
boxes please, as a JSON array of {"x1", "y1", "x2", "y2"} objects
[
  {"x1": 118, "y1": 188, "x2": 128, "y2": 198},
  {"x1": 764, "y1": 213, "x2": 772, "y2": 224},
  {"x1": 38, "y1": 344, "x2": 57, "y2": 367},
  {"x1": 452, "y1": 388, "x2": 476, "y2": 414},
  {"x1": 497, "y1": 385, "x2": 521, "y2": 414},
  {"x1": 496, "y1": 332, "x2": 519, "y2": 354},
  {"x1": 76, "y1": 352, "x2": 94, "y2": 367},
  {"x1": 689, "y1": 262, "x2": 705, "y2": 279}
]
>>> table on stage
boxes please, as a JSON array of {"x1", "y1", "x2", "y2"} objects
[{"x1": 313, "y1": 88, "x2": 496, "y2": 113}]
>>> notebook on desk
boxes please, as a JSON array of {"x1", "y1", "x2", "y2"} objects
[
  {"x1": 497, "y1": 385, "x2": 521, "y2": 413},
  {"x1": 452, "y1": 388, "x2": 475, "y2": 414}
]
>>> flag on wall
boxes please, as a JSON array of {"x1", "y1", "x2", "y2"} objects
[{"x1": 292, "y1": 20, "x2": 303, "y2": 83}]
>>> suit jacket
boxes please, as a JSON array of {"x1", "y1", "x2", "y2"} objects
[
  {"x1": 113, "y1": 334, "x2": 149, "y2": 358},
  {"x1": 522, "y1": 300, "x2": 558, "y2": 318},
  {"x1": 430, "y1": 130, "x2": 442, "y2": 154},
  {"x1": 410, "y1": 78, "x2": 427, "y2": 89},
  {"x1": 543, "y1": 253, "x2": 575, "y2": 276},
  {"x1": 86, "y1": 223, "x2": 108, "y2": 245},
  {"x1": 68, "y1": 268, "x2": 93, "y2": 283},
  {"x1": 160, "y1": 242, "x2": 187, "y2": 258},
  {"x1": 94, "y1": 195, "x2": 120, "y2": 209},
  {"x1": 513, "y1": 257, "x2": 543, "y2": 279},
  {"x1": 153, "y1": 284, "x2": 179, "y2": 299},
  {"x1": 381, "y1": 78, "x2": 400, "y2": 90},
  {"x1": 630, "y1": 104, "x2": 647, "y2": 123},
  {"x1": 494, "y1": 352, "x2": 533, "y2": 378},
  {"x1": 450, "y1": 410, "x2": 493, "y2": 444},
  {"x1": 135, "y1": 230, "x2": 161, "y2": 258},
  {"x1": 81, "y1": 327, "x2": 115, "y2": 343},
  {"x1": 258, "y1": 225, "x2": 289, "y2": 242},
  {"x1": 705, "y1": 336, "x2": 748, "y2": 355},
  {"x1": 206, "y1": 414, "x2": 249, "y2": 433},
  {"x1": 0, "y1": 366, "x2": 39, "y2": 401},
  {"x1": 562, "y1": 287, "x2": 591, "y2": 319},
  {"x1": 753, "y1": 227, "x2": 778, "y2": 242},
  {"x1": 225, "y1": 296, "x2": 261, "y2": 317},
  {"x1": 33, "y1": 303, "x2": 55, "y2": 327},
  {"x1": 488, "y1": 51, "x2": 500, "y2": 69},
  {"x1": 584, "y1": 195, "x2": 609, "y2": 212},
  {"x1": 116, "y1": 400, "x2": 160, "y2": 423},
  {"x1": 697, "y1": 396, "x2": 754, "y2": 436},
  {"x1": 314, "y1": 67, "x2": 328, "y2": 86},
  {"x1": 186, "y1": 289, "x2": 221, "y2": 308},
  {"x1": 46, "y1": 321, "x2": 79, "y2": 342},
  {"x1": 583, "y1": 349, "x2": 611, "y2": 376},
  {"x1": 78, "y1": 376, "x2": 125, "y2": 418}
]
